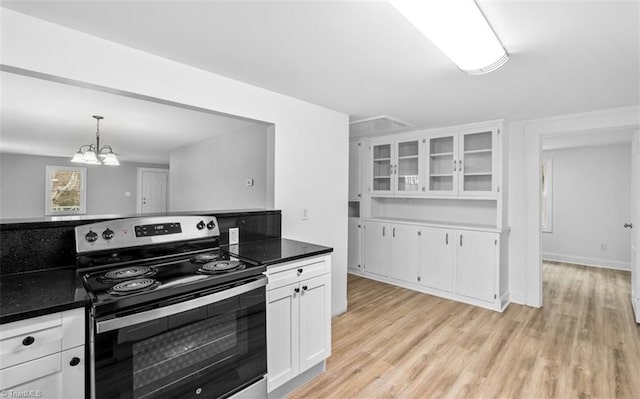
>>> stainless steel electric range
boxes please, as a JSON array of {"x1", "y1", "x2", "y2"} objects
[{"x1": 75, "y1": 216, "x2": 267, "y2": 399}]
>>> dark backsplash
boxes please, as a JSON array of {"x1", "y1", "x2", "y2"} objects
[{"x1": 0, "y1": 210, "x2": 281, "y2": 275}]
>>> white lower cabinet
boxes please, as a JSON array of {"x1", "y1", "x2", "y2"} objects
[
  {"x1": 389, "y1": 224, "x2": 420, "y2": 284},
  {"x1": 0, "y1": 308, "x2": 85, "y2": 399},
  {"x1": 455, "y1": 230, "x2": 497, "y2": 302},
  {"x1": 420, "y1": 227, "x2": 454, "y2": 292},
  {"x1": 363, "y1": 220, "x2": 504, "y2": 311},
  {"x1": 363, "y1": 221, "x2": 420, "y2": 284},
  {"x1": 266, "y1": 255, "x2": 331, "y2": 393}
]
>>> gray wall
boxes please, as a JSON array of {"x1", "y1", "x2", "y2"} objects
[
  {"x1": 0, "y1": 153, "x2": 168, "y2": 219},
  {"x1": 169, "y1": 124, "x2": 272, "y2": 211},
  {"x1": 542, "y1": 144, "x2": 632, "y2": 270}
]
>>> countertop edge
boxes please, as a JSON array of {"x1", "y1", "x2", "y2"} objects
[{"x1": 0, "y1": 299, "x2": 89, "y2": 325}]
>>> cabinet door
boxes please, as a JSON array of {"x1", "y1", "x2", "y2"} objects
[
  {"x1": 266, "y1": 284, "x2": 300, "y2": 392},
  {"x1": 390, "y1": 224, "x2": 420, "y2": 284},
  {"x1": 363, "y1": 221, "x2": 391, "y2": 277},
  {"x1": 347, "y1": 218, "x2": 362, "y2": 272},
  {"x1": 425, "y1": 133, "x2": 458, "y2": 194},
  {"x1": 349, "y1": 142, "x2": 362, "y2": 200},
  {"x1": 455, "y1": 231, "x2": 497, "y2": 302},
  {"x1": 395, "y1": 139, "x2": 422, "y2": 195},
  {"x1": 371, "y1": 142, "x2": 394, "y2": 194},
  {"x1": 459, "y1": 128, "x2": 497, "y2": 195},
  {"x1": 420, "y1": 227, "x2": 454, "y2": 292},
  {"x1": 61, "y1": 346, "x2": 85, "y2": 399},
  {"x1": 298, "y1": 274, "x2": 331, "y2": 373}
]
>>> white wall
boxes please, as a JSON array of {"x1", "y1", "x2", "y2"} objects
[
  {"x1": 0, "y1": 9, "x2": 350, "y2": 315},
  {"x1": 507, "y1": 106, "x2": 640, "y2": 307},
  {"x1": 542, "y1": 144, "x2": 631, "y2": 270},
  {"x1": 170, "y1": 124, "x2": 270, "y2": 211},
  {"x1": 0, "y1": 153, "x2": 167, "y2": 219}
]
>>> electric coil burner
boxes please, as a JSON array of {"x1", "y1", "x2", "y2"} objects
[
  {"x1": 107, "y1": 278, "x2": 160, "y2": 296},
  {"x1": 197, "y1": 260, "x2": 245, "y2": 274},
  {"x1": 75, "y1": 216, "x2": 267, "y2": 399},
  {"x1": 101, "y1": 266, "x2": 156, "y2": 282}
]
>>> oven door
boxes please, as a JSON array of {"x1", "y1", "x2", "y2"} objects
[{"x1": 92, "y1": 277, "x2": 266, "y2": 399}]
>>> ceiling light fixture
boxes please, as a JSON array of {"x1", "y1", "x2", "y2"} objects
[
  {"x1": 71, "y1": 115, "x2": 120, "y2": 166},
  {"x1": 390, "y1": 0, "x2": 509, "y2": 75}
]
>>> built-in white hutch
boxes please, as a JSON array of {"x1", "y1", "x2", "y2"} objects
[{"x1": 348, "y1": 119, "x2": 509, "y2": 311}]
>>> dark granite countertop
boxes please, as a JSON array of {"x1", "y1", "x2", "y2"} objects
[
  {"x1": 0, "y1": 267, "x2": 89, "y2": 324},
  {"x1": 222, "y1": 238, "x2": 332, "y2": 266}
]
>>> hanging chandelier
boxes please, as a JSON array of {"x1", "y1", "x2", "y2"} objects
[{"x1": 71, "y1": 115, "x2": 120, "y2": 166}]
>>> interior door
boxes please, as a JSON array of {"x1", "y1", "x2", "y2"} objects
[
  {"x1": 139, "y1": 169, "x2": 169, "y2": 214},
  {"x1": 632, "y1": 131, "x2": 640, "y2": 323}
]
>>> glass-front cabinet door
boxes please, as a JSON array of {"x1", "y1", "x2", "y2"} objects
[
  {"x1": 426, "y1": 133, "x2": 458, "y2": 194},
  {"x1": 371, "y1": 142, "x2": 393, "y2": 194},
  {"x1": 395, "y1": 139, "x2": 421, "y2": 194},
  {"x1": 459, "y1": 129, "x2": 496, "y2": 195}
]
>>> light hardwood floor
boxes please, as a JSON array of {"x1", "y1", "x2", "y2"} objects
[{"x1": 289, "y1": 262, "x2": 640, "y2": 398}]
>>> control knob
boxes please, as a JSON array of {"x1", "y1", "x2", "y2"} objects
[
  {"x1": 206, "y1": 221, "x2": 215, "y2": 230},
  {"x1": 102, "y1": 228, "x2": 115, "y2": 240},
  {"x1": 196, "y1": 220, "x2": 206, "y2": 230},
  {"x1": 85, "y1": 230, "x2": 98, "y2": 242}
]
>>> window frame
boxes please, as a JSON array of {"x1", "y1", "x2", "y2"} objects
[{"x1": 45, "y1": 165, "x2": 87, "y2": 216}]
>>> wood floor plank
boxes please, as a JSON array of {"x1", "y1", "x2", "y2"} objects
[{"x1": 288, "y1": 263, "x2": 640, "y2": 399}]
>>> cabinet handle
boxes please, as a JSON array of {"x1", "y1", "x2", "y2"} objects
[
  {"x1": 22, "y1": 336, "x2": 35, "y2": 346},
  {"x1": 297, "y1": 268, "x2": 303, "y2": 274},
  {"x1": 446, "y1": 233, "x2": 448, "y2": 245},
  {"x1": 393, "y1": 227, "x2": 396, "y2": 238},
  {"x1": 624, "y1": 222, "x2": 633, "y2": 229},
  {"x1": 294, "y1": 288, "x2": 300, "y2": 293},
  {"x1": 459, "y1": 159, "x2": 463, "y2": 170},
  {"x1": 383, "y1": 227, "x2": 386, "y2": 236},
  {"x1": 460, "y1": 235, "x2": 463, "y2": 247},
  {"x1": 69, "y1": 357, "x2": 81, "y2": 367},
  {"x1": 302, "y1": 285, "x2": 308, "y2": 291},
  {"x1": 453, "y1": 160, "x2": 457, "y2": 172}
]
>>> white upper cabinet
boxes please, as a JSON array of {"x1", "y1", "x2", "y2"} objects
[
  {"x1": 348, "y1": 141, "x2": 362, "y2": 201},
  {"x1": 370, "y1": 138, "x2": 422, "y2": 195},
  {"x1": 425, "y1": 125, "x2": 499, "y2": 197}
]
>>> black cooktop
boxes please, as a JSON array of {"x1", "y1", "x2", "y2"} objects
[{"x1": 79, "y1": 247, "x2": 264, "y2": 316}]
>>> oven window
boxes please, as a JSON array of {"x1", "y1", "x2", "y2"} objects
[{"x1": 95, "y1": 286, "x2": 266, "y2": 399}]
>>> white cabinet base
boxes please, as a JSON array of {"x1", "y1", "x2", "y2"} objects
[
  {"x1": 267, "y1": 360, "x2": 326, "y2": 399},
  {"x1": 349, "y1": 270, "x2": 510, "y2": 312}
]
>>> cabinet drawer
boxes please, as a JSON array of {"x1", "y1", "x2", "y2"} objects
[
  {"x1": 0, "y1": 322, "x2": 63, "y2": 369},
  {"x1": 0, "y1": 308, "x2": 85, "y2": 369},
  {"x1": 266, "y1": 255, "x2": 330, "y2": 291},
  {"x1": 0, "y1": 351, "x2": 61, "y2": 391}
]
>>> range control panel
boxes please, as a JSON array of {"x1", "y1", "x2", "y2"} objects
[{"x1": 75, "y1": 216, "x2": 220, "y2": 254}]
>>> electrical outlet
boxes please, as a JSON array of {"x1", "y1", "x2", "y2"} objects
[
  {"x1": 600, "y1": 243, "x2": 607, "y2": 251},
  {"x1": 229, "y1": 228, "x2": 239, "y2": 244}
]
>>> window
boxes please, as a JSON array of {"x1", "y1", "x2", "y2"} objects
[
  {"x1": 541, "y1": 159, "x2": 553, "y2": 232},
  {"x1": 45, "y1": 166, "x2": 87, "y2": 215}
]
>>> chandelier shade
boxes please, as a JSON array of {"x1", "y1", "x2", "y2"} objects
[{"x1": 71, "y1": 115, "x2": 119, "y2": 166}]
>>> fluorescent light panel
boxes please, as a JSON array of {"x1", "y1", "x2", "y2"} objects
[{"x1": 390, "y1": 0, "x2": 508, "y2": 75}]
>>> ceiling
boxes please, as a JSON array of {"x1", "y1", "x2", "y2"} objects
[
  {"x1": 1, "y1": 1, "x2": 639, "y2": 141},
  {"x1": 0, "y1": 72, "x2": 260, "y2": 163}
]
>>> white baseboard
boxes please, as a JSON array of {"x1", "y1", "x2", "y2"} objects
[
  {"x1": 509, "y1": 291, "x2": 526, "y2": 305},
  {"x1": 543, "y1": 252, "x2": 631, "y2": 271}
]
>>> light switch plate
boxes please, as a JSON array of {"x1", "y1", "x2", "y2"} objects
[{"x1": 229, "y1": 228, "x2": 239, "y2": 244}]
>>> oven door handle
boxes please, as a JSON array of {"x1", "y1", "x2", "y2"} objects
[{"x1": 96, "y1": 277, "x2": 267, "y2": 334}]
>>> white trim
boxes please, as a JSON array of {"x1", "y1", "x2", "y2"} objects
[
  {"x1": 633, "y1": 296, "x2": 640, "y2": 324},
  {"x1": 509, "y1": 291, "x2": 526, "y2": 305},
  {"x1": 136, "y1": 167, "x2": 170, "y2": 214},
  {"x1": 541, "y1": 158, "x2": 553, "y2": 233},
  {"x1": 543, "y1": 253, "x2": 631, "y2": 271},
  {"x1": 44, "y1": 165, "x2": 87, "y2": 216}
]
